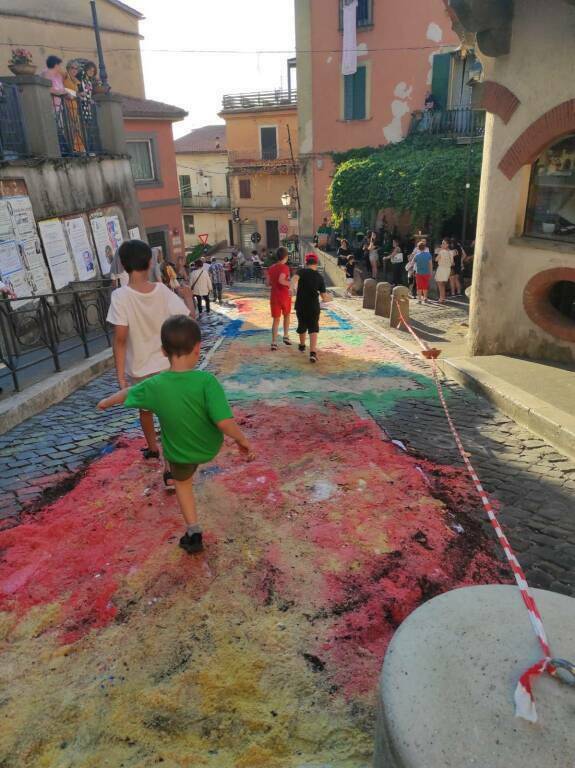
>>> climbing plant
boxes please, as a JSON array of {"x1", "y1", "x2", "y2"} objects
[{"x1": 328, "y1": 136, "x2": 483, "y2": 236}]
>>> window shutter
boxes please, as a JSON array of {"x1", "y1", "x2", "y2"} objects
[
  {"x1": 353, "y1": 66, "x2": 367, "y2": 120},
  {"x1": 430, "y1": 52, "x2": 452, "y2": 110},
  {"x1": 344, "y1": 73, "x2": 354, "y2": 120}
]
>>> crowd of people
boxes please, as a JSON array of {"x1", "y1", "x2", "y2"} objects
[
  {"x1": 335, "y1": 227, "x2": 474, "y2": 303},
  {"x1": 41, "y1": 55, "x2": 101, "y2": 153}
]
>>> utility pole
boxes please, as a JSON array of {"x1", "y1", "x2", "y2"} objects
[
  {"x1": 286, "y1": 124, "x2": 302, "y2": 261},
  {"x1": 90, "y1": 1, "x2": 110, "y2": 91}
]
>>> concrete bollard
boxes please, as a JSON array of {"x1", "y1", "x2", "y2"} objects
[
  {"x1": 389, "y1": 285, "x2": 409, "y2": 329},
  {"x1": 374, "y1": 585, "x2": 575, "y2": 768},
  {"x1": 374, "y1": 282, "x2": 392, "y2": 318},
  {"x1": 363, "y1": 278, "x2": 377, "y2": 309},
  {"x1": 353, "y1": 267, "x2": 365, "y2": 296}
]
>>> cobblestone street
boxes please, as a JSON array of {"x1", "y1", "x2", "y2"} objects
[{"x1": 1, "y1": 288, "x2": 574, "y2": 766}]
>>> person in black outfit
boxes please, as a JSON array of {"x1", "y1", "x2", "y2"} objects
[
  {"x1": 292, "y1": 253, "x2": 331, "y2": 363},
  {"x1": 343, "y1": 253, "x2": 355, "y2": 297},
  {"x1": 336, "y1": 238, "x2": 352, "y2": 266}
]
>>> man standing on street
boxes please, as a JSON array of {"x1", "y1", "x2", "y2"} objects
[
  {"x1": 292, "y1": 253, "x2": 331, "y2": 363},
  {"x1": 268, "y1": 246, "x2": 292, "y2": 351},
  {"x1": 209, "y1": 258, "x2": 226, "y2": 304}
]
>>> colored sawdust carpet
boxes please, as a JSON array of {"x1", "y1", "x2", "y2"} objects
[{"x1": 0, "y1": 294, "x2": 510, "y2": 767}]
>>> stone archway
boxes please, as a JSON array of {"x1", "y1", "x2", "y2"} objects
[{"x1": 499, "y1": 99, "x2": 575, "y2": 179}]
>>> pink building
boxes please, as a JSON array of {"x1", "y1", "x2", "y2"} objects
[{"x1": 294, "y1": 0, "x2": 463, "y2": 236}]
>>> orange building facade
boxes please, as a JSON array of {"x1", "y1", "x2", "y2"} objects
[
  {"x1": 221, "y1": 90, "x2": 299, "y2": 252},
  {"x1": 295, "y1": 0, "x2": 460, "y2": 236},
  {"x1": 122, "y1": 97, "x2": 188, "y2": 267}
]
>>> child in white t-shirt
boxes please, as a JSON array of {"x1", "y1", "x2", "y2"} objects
[{"x1": 106, "y1": 239, "x2": 189, "y2": 485}]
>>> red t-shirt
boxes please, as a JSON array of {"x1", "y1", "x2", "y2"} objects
[{"x1": 268, "y1": 262, "x2": 290, "y2": 298}]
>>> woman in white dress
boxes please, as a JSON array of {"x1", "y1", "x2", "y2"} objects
[
  {"x1": 434, "y1": 239, "x2": 454, "y2": 303},
  {"x1": 367, "y1": 233, "x2": 379, "y2": 279}
]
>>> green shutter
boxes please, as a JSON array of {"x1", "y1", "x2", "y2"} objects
[
  {"x1": 344, "y1": 73, "x2": 354, "y2": 120},
  {"x1": 344, "y1": 66, "x2": 367, "y2": 120},
  {"x1": 431, "y1": 52, "x2": 452, "y2": 110},
  {"x1": 354, "y1": 66, "x2": 366, "y2": 119}
]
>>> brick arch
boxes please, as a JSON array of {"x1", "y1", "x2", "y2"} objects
[
  {"x1": 480, "y1": 81, "x2": 520, "y2": 125},
  {"x1": 499, "y1": 99, "x2": 575, "y2": 180}
]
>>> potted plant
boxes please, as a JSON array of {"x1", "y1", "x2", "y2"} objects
[
  {"x1": 8, "y1": 49, "x2": 36, "y2": 76},
  {"x1": 93, "y1": 79, "x2": 109, "y2": 95}
]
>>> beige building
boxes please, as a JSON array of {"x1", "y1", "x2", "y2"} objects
[
  {"x1": 220, "y1": 86, "x2": 299, "y2": 252},
  {"x1": 0, "y1": 0, "x2": 145, "y2": 98},
  {"x1": 447, "y1": 0, "x2": 575, "y2": 363},
  {"x1": 174, "y1": 125, "x2": 232, "y2": 252}
]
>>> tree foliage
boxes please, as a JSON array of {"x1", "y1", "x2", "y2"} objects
[{"x1": 328, "y1": 136, "x2": 483, "y2": 235}]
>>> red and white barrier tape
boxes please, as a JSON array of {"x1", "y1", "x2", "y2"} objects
[{"x1": 393, "y1": 299, "x2": 558, "y2": 723}]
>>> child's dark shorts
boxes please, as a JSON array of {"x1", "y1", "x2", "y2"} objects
[{"x1": 169, "y1": 462, "x2": 199, "y2": 481}]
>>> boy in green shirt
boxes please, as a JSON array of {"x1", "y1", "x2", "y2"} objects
[{"x1": 97, "y1": 315, "x2": 254, "y2": 554}]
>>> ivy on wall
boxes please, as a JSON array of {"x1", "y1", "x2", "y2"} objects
[{"x1": 328, "y1": 136, "x2": 483, "y2": 235}]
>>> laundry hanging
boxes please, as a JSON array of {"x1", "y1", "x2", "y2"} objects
[{"x1": 342, "y1": 0, "x2": 358, "y2": 76}]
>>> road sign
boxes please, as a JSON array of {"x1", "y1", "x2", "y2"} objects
[
  {"x1": 198, "y1": 233, "x2": 209, "y2": 245},
  {"x1": 251, "y1": 231, "x2": 262, "y2": 244},
  {"x1": 279, "y1": 224, "x2": 288, "y2": 235}
]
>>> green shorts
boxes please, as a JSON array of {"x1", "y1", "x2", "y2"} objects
[{"x1": 169, "y1": 462, "x2": 199, "y2": 482}]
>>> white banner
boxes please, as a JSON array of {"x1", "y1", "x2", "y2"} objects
[
  {"x1": 90, "y1": 215, "x2": 114, "y2": 275},
  {"x1": 342, "y1": 0, "x2": 358, "y2": 76}
]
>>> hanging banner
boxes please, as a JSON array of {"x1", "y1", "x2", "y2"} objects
[
  {"x1": 342, "y1": 0, "x2": 359, "y2": 76},
  {"x1": 38, "y1": 218, "x2": 75, "y2": 290},
  {"x1": 63, "y1": 216, "x2": 97, "y2": 281}
]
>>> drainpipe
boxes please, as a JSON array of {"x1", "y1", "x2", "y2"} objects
[{"x1": 90, "y1": 1, "x2": 110, "y2": 91}]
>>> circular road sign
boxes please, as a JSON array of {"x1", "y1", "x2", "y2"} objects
[{"x1": 250, "y1": 231, "x2": 262, "y2": 244}]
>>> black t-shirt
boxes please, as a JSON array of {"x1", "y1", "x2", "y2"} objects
[
  {"x1": 345, "y1": 260, "x2": 355, "y2": 278},
  {"x1": 295, "y1": 268, "x2": 326, "y2": 311}
]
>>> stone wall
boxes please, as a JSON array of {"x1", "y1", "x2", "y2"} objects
[{"x1": 469, "y1": 0, "x2": 575, "y2": 363}]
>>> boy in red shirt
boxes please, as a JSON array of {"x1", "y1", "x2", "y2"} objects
[{"x1": 268, "y1": 246, "x2": 292, "y2": 351}]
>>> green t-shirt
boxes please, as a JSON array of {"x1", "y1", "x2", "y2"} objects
[{"x1": 124, "y1": 370, "x2": 233, "y2": 464}]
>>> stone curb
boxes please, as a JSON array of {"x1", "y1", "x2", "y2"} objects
[
  {"x1": 0, "y1": 349, "x2": 114, "y2": 436},
  {"x1": 331, "y1": 299, "x2": 575, "y2": 462},
  {"x1": 439, "y1": 357, "x2": 575, "y2": 462}
]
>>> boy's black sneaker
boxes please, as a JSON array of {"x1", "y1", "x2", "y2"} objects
[
  {"x1": 298, "y1": 344, "x2": 306, "y2": 352},
  {"x1": 179, "y1": 532, "x2": 204, "y2": 555}
]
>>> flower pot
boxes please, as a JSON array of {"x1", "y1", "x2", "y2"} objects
[
  {"x1": 8, "y1": 63, "x2": 37, "y2": 76},
  {"x1": 93, "y1": 84, "x2": 109, "y2": 95}
]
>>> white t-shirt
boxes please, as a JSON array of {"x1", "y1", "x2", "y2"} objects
[
  {"x1": 189, "y1": 268, "x2": 212, "y2": 296},
  {"x1": 106, "y1": 283, "x2": 188, "y2": 379}
]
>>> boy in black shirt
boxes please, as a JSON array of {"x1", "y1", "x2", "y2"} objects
[
  {"x1": 292, "y1": 253, "x2": 331, "y2": 363},
  {"x1": 344, "y1": 254, "x2": 355, "y2": 297}
]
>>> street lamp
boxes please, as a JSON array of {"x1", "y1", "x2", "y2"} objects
[{"x1": 281, "y1": 192, "x2": 292, "y2": 208}]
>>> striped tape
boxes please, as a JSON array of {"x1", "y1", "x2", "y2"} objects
[{"x1": 394, "y1": 300, "x2": 555, "y2": 723}]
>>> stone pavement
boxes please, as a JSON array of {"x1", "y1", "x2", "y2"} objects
[{"x1": 0, "y1": 310, "x2": 229, "y2": 527}]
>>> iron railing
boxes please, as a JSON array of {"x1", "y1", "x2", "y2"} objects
[
  {"x1": 228, "y1": 148, "x2": 294, "y2": 164},
  {"x1": 0, "y1": 286, "x2": 112, "y2": 392},
  {"x1": 52, "y1": 95, "x2": 102, "y2": 157},
  {"x1": 222, "y1": 89, "x2": 297, "y2": 112},
  {"x1": 0, "y1": 82, "x2": 27, "y2": 159},
  {"x1": 408, "y1": 107, "x2": 486, "y2": 139},
  {"x1": 181, "y1": 194, "x2": 231, "y2": 210}
]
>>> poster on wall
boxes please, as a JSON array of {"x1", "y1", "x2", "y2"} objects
[
  {"x1": 106, "y1": 215, "x2": 123, "y2": 251},
  {"x1": 0, "y1": 190, "x2": 53, "y2": 297},
  {"x1": 0, "y1": 240, "x2": 27, "y2": 297},
  {"x1": 38, "y1": 218, "x2": 75, "y2": 290},
  {"x1": 90, "y1": 215, "x2": 113, "y2": 275},
  {"x1": 63, "y1": 216, "x2": 97, "y2": 281},
  {"x1": 128, "y1": 226, "x2": 141, "y2": 240}
]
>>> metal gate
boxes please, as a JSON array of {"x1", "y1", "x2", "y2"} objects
[{"x1": 240, "y1": 221, "x2": 257, "y2": 252}]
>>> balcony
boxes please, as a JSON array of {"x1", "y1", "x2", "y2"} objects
[
  {"x1": 408, "y1": 107, "x2": 486, "y2": 139},
  {"x1": 221, "y1": 89, "x2": 297, "y2": 113},
  {"x1": 227, "y1": 148, "x2": 296, "y2": 172},
  {"x1": 180, "y1": 194, "x2": 231, "y2": 210}
]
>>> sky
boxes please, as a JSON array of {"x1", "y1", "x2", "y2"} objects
[{"x1": 133, "y1": 0, "x2": 296, "y2": 138}]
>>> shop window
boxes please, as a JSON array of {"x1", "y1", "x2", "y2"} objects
[
  {"x1": 183, "y1": 215, "x2": 195, "y2": 235},
  {"x1": 525, "y1": 134, "x2": 575, "y2": 243},
  {"x1": 239, "y1": 179, "x2": 251, "y2": 199},
  {"x1": 339, "y1": 0, "x2": 373, "y2": 28},
  {"x1": 127, "y1": 139, "x2": 156, "y2": 182},
  {"x1": 344, "y1": 65, "x2": 367, "y2": 121}
]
